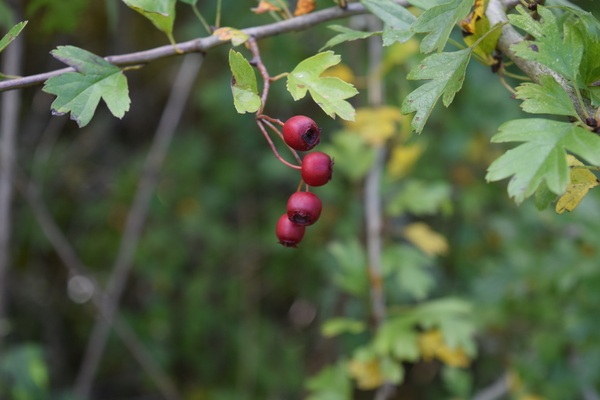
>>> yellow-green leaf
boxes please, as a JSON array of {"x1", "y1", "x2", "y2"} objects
[{"x1": 555, "y1": 155, "x2": 599, "y2": 214}]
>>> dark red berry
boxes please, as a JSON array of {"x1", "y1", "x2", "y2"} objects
[
  {"x1": 287, "y1": 192, "x2": 322, "y2": 226},
  {"x1": 301, "y1": 151, "x2": 333, "y2": 187},
  {"x1": 276, "y1": 214, "x2": 306, "y2": 247},
  {"x1": 283, "y1": 115, "x2": 321, "y2": 151}
]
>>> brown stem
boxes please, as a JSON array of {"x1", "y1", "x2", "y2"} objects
[
  {"x1": 256, "y1": 120, "x2": 302, "y2": 169},
  {"x1": 261, "y1": 119, "x2": 303, "y2": 165}
]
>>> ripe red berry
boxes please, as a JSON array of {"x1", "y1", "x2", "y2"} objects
[
  {"x1": 283, "y1": 115, "x2": 321, "y2": 151},
  {"x1": 287, "y1": 192, "x2": 322, "y2": 226},
  {"x1": 301, "y1": 151, "x2": 333, "y2": 187},
  {"x1": 276, "y1": 214, "x2": 306, "y2": 247}
]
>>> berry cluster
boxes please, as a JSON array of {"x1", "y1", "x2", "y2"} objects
[{"x1": 276, "y1": 116, "x2": 334, "y2": 248}]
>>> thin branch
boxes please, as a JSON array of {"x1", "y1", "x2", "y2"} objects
[
  {"x1": 0, "y1": 0, "x2": 410, "y2": 93},
  {"x1": 0, "y1": 8, "x2": 24, "y2": 351},
  {"x1": 74, "y1": 53, "x2": 204, "y2": 398},
  {"x1": 256, "y1": 120, "x2": 302, "y2": 169}
]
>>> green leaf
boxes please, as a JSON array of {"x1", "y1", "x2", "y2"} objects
[
  {"x1": 328, "y1": 239, "x2": 369, "y2": 296},
  {"x1": 510, "y1": 6, "x2": 583, "y2": 81},
  {"x1": 515, "y1": 75, "x2": 579, "y2": 118},
  {"x1": 123, "y1": 0, "x2": 176, "y2": 35},
  {"x1": 360, "y1": 0, "x2": 416, "y2": 30},
  {"x1": 405, "y1": 0, "x2": 449, "y2": 10},
  {"x1": 534, "y1": 180, "x2": 558, "y2": 211},
  {"x1": 306, "y1": 362, "x2": 352, "y2": 400},
  {"x1": 382, "y1": 25, "x2": 414, "y2": 46},
  {"x1": 386, "y1": 179, "x2": 452, "y2": 216},
  {"x1": 0, "y1": 20, "x2": 27, "y2": 54},
  {"x1": 382, "y1": 244, "x2": 434, "y2": 301},
  {"x1": 574, "y1": 22, "x2": 600, "y2": 87},
  {"x1": 43, "y1": 46, "x2": 130, "y2": 128},
  {"x1": 380, "y1": 357, "x2": 405, "y2": 383},
  {"x1": 321, "y1": 318, "x2": 367, "y2": 337},
  {"x1": 556, "y1": 6, "x2": 600, "y2": 38},
  {"x1": 178, "y1": 0, "x2": 197, "y2": 4},
  {"x1": 401, "y1": 48, "x2": 472, "y2": 134},
  {"x1": 374, "y1": 318, "x2": 420, "y2": 361},
  {"x1": 410, "y1": 0, "x2": 473, "y2": 54},
  {"x1": 287, "y1": 51, "x2": 358, "y2": 121},
  {"x1": 320, "y1": 25, "x2": 381, "y2": 51},
  {"x1": 228, "y1": 50, "x2": 261, "y2": 114},
  {"x1": 486, "y1": 119, "x2": 600, "y2": 204},
  {"x1": 319, "y1": 132, "x2": 375, "y2": 181},
  {"x1": 462, "y1": 17, "x2": 502, "y2": 60}
]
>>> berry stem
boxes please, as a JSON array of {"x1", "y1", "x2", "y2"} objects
[
  {"x1": 256, "y1": 120, "x2": 301, "y2": 170},
  {"x1": 257, "y1": 114, "x2": 284, "y2": 126},
  {"x1": 261, "y1": 119, "x2": 303, "y2": 164},
  {"x1": 296, "y1": 179, "x2": 304, "y2": 192}
]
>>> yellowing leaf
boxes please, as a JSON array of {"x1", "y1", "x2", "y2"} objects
[
  {"x1": 294, "y1": 0, "x2": 316, "y2": 16},
  {"x1": 403, "y1": 222, "x2": 449, "y2": 256},
  {"x1": 418, "y1": 330, "x2": 470, "y2": 368},
  {"x1": 212, "y1": 27, "x2": 249, "y2": 46},
  {"x1": 344, "y1": 106, "x2": 404, "y2": 145},
  {"x1": 555, "y1": 155, "x2": 599, "y2": 214},
  {"x1": 251, "y1": 0, "x2": 280, "y2": 13},
  {"x1": 321, "y1": 63, "x2": 355, "y2": 84},
  {"x1": 347, "y1": 359, "x2": 385, "y2": 390},
  {"x1": 458, "y1": 0, "x2": 485, "y2": 34},
  {"x1": 387, "y1": 143, "x2": 425, "y2": 179}
]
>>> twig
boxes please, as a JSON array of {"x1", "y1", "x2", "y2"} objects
[
  {"x1": 0, "y1": 0, "x2": 410, "y2": 93},
  {"x1": 256, "y1": 120, "x2": 302, "y2": 169},
  {"x1": 0, "y1": 8, "x2": 24, "y2": 351},
  {"x1": 74, "y1": 53, "x2": 204, "y2": 398}
]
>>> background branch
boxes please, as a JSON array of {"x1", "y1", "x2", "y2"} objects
[
  {"x1": 74, "y1": 53, "x2": 203, "y2": 399},
  {"x1": 0, "y1": 5, "x2": 23, "y2": 352},
  {"x1": 0, "y1": 0, "x2": 409, "y2": 93}
]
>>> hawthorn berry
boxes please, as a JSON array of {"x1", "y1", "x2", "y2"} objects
[
  {"x1": 276, "y1": 214, "x2": 306, "y2": 247},
  {"x1": 301, "y1": 151, "x2": 333, "y2": 187},
  {"x1": 283, "y1": 115, "x2": 321, "y2": 151},
  {"x1": 287, "y1": 192, "x2": 322, "y2": 226}
]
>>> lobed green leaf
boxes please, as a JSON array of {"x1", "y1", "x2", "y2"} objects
[
  {"x1": 43, "y1": 46, "x2": 130, "y2": 128},
  {"x1": 320, "y1": 25, "x2": 381, "y2": 51},
  {"x1": 515, "y1": 75, "x2": 579, "y2": 119},
  {"x1": 287, "y1": 52, "x2": 358, "y2": 121},
  {"x1": 123, "y1": 0, "x2": 176, "y2": 35},
  {"x1": 486, "y1": 119, "x2": 600, "y2": 204},
  {"x1": 401, "y1": 48, "x2": 472, "y2": 134},
  {"x1": 410, "y1": 0, "x2": 473, "y2": 54}
]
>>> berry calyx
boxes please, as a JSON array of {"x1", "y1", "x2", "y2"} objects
[
  {"x1": 301, "y1": 151, "x2": 333, "y2": 187},
  {"x1": 276, "y1": 214, "x2": 306, "y2": 247},
  {"x1": 287, "y1": 192, "x2": 322, "y2": 226},
  {"x1": 283, "y1": 115, "x2": 321, "y2": 151}
]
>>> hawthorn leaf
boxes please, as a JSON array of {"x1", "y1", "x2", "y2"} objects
[
  {"x1": 287, "y1": 51, "x2": 358, "y2": 121},
  {"x1": 510, "y1": 6, "x2": 583, "y2": 81},
  {"x1": 401, "y1": 48, "x2": 472, "y2": 134},
  {"x1": 410, "y1": 0, "x2": 473, "y2": 54},
  {"x1": 486, "y1": 119, "x2": 600, "y2": 204},
  {"x1": 382, "y1": 25, "x2": 414, "y2": 46},
  {"x1": 320, "y1": 25, "x2": 381, "y2": 51},
  {"x1": 43, "y1": 46, "x2": 130, "y2": 128},
  {"x1": 178, "y1": 0, "x2": 197, "y2": 4},
  {"x1": 515, "y1": 75, "x2": 579, "y2": 118},
  {"x1": 405, "y1": 0, "x2": 450, "y2": 9},
  {"x1": 123, "y1": 0, "x2": 176, "y2": 35},
  {"x1": 228, "y1": 49, "x2": 261, "y2": 114},
  {"x1": 360, "y1": 0, "x2": 416, "y2": 30},
  {"x1": 534, "y1": 181, "x2": 557, "y2": 211},
  {"x1": 0, "y1": 20, "x2": 27, "y2": 54},
  {"x1": 555, "y1": 155, "x2": 600, "y2": 214},
  {"x1": 556, "y1": 6, "x2": 600, "y2": 38},
  {"x1": 574, "y1": 22, "x2": 600, "y2": 87}
]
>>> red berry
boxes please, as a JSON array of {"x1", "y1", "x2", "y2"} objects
[
  {"x1": 287, "y1": 192, "x2": 322, "y2": 226},
  {"x1": 276, "y1": 214, "x2": 306, "y2": 247},
  {"x1": 283, "y1": 115, "x2": 321, "y2": 151},
  {"x1": 301, "y1": 151, "x2": 333, "y2": 187}
]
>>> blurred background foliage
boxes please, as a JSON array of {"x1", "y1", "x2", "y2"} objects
[{"x1": 1, "y1": 0, "x2": 600, "y2": 399}]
